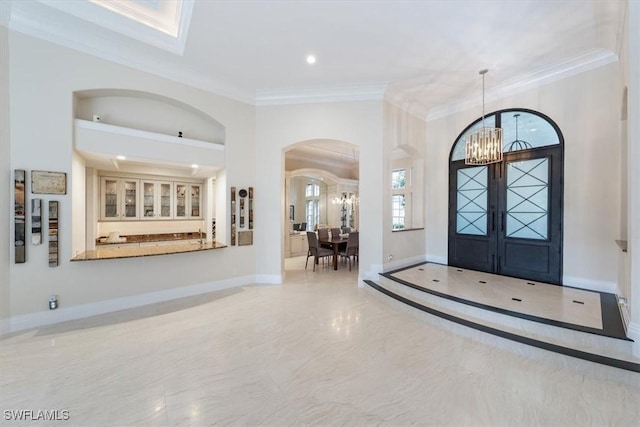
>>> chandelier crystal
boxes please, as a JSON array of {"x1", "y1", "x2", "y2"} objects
[{"x1": 465, "y1": 69, "x2": 503, "y2": 165}]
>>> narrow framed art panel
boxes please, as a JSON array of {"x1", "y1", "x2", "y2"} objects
[
  {"x1": 230, "y1": 187, "x2": 236, "y2": 246},
  {"x1": 238, "y1": 188, "x2": 248, "y2": 229},
  {"x1": 32, "y1": 170, "x2": 66, "y2": 195},
  {"x1": 249, "y1": 187, "x2": 254, "y2": 230},
  {"x1": 49, "y1": 201, "x2": 59, "y2": 267},
  {"x1": 14, "y1": 170, "x2": 26, "y2": 263},
  {"x1": 32, "y1": 198, "x2": 42, "y2": 245}
]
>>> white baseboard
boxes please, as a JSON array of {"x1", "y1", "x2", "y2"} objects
[
  {"x1": 255, "y1": 274, "x2": 282, "y2": 284},
  {"x1": 562, "y1": 275, "x2": 617, "y2": 294},
  {"x1": 628, "y1": 322, "x2": 640, "y2": 358},
  {"x1": 8, "y1": 275, "x2": 257, "y2": 334},
  {"x1": 426, "y1": 254, "x2": 447, "y2": 265},
  {"x1": 365, "y1": 264, "x2": 384, "y2": 281},
  {"x1": 0, "y1": 317, "x2": 10, "y2": 336}
]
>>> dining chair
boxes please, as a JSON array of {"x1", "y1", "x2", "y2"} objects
[
  {"x1": 317, "y1": 228, "x2": 329, "y2": 240},
  {"x1": 306, "y1": 232, "x2": 333, "y2": 271},
  {"x1": 317, "y1": 227, "x2": 331, "y2": 249},
  {"x1": 339, "y1": 231, "x2": 359, "y2": 271},
  {"x1": 330, "y1": 228, "x2": 341, "y2": 238},
  {"x1": 342, "y1": 227, "x2": 352, "y2": 234}
]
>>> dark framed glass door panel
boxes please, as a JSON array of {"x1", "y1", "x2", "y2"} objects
[{"x1": 449, "y1": 147, "x2": 562, "y2": 284}]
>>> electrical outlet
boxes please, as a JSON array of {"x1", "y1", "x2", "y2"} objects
[{"x1": 388, "y1": 254, "x2": 393, "y2": 261}]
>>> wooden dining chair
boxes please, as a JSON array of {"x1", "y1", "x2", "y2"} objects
[
  {"x1": 338, "y1": 231, "x2": 359, "y2": 271},
  {"x1": 306, "y1": 232, "x2": 333, "y2": 271}
]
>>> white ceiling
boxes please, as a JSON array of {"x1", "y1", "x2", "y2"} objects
[{"x1": 3, "y1": 0, "x2": 626, "y2": 120}]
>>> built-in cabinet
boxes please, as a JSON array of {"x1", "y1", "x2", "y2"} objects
[
  {"x1": 288, "y1": 233, "x2": 309, "y2": 257},
  {"x1": 141, "y1": 180, "x2": 173, "y2": 220},
  {"x1": 101, "y1": 177, "x2": 140, "y2": 220},
  {"x1": 175, "y1": 183, "x2": 201, "y2": 219},
  {"x1": 101, "y1": 175, "x2": 202, "y2": 221}
]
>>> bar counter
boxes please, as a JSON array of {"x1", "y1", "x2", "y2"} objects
[{"x1": 71, "y1": 241, "x2": 227, "y2": 261}]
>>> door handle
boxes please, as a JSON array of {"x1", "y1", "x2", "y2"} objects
[
  {"x1": 501, "y1": 212, "x2": 505, "y2": 232},
  {"x1": 492, "y1": 212, "x2": 495, "y2": 231}
]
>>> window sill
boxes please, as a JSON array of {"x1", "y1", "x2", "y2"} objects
[{"x1": 392, "y1": 227, "x2": 425, "y2": 233}]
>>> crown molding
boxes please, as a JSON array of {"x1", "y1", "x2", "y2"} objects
[
  {"x1": 256, "y1": 83, "x2": 387, "y2": 106},
  {"x1": 424, "y1": 48, "x2": 618, "y2": 122}
]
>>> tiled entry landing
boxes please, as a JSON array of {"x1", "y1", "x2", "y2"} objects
[
  {"x1": 368, "y1": 262, "x2": 639, "y2": 372},
  {"x1": 383, "y1": 263, "x2": 627, "y2": 340}
]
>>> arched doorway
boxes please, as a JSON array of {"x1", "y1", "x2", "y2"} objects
[
  {"x1": 282, "y1": 140, "x2": 360, "y2": 275},
  {"x1": 448, "y1": 109, "x2": 564, "y2": 284}
]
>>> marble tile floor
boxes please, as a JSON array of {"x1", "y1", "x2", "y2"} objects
[
  {"x1": 389, "y1": 264, "x2": 605, "y2": 330},
  {"x1": 0, "y1": 256, "x2": 638, "y2": 426}
]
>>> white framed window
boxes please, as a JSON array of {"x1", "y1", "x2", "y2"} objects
[
  {"x1": 305, "y1": 182, "x2": 321, "y2": 230},
  {"x1": 392, "y1": 167, "x2": 411, "y2": 230},
  {"x1": 392, "y1": 194, "x2": 406, "y2": 230},
  {"x1": 306, "y1": 183, "x2": 320, "y2": 197},
  {"x1": 392, "y1": 169, "x2": 406, "y2": 189},
  {"x1": 306, "y1": 200, "x2": 319, "y2": 230}
]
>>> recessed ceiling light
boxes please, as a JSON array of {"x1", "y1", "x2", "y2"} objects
[
  {"x1": 191, "y1": 164, "x2": 198, "y2": 168},
  {"x1": 116, "y1": 155, "x2": 126, "y2": 160},
  {"x1": 530, "y1": 128, "x2": 537, "y2": 132},
  {"x1": 306, "y1": 55, "x2": 316, "y2": 64}
]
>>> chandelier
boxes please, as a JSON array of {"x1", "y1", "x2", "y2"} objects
[
  {"x1": 331, "y1": 193, "x2": 359, "y2": 206},
  {"x1": 503, "y1": 113, "x2": 532, "y2": 152},
  {"x1": 465, "y1": 69, "x2": 503, "y2": 165}
]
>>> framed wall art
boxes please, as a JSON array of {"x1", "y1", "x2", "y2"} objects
[
  {"x1": 239, "y1": 188, "x2": 247, "y2": 228},
  {"x1": 230, "y1": 187, "x2": 236, "y2": 246},
  {"x1": 49, "y1": 201, "x2": 59, "y2": 267},
  {"x1": 14, "y1": 169, "x2": 26, "y2": 263},
  {"x1": 32, "y1": 170, "x2": 67, "y2": 195},
  {"x1": 238, "y1": 230, "x2": 253, "y2": 246},
  {"x1": 32, "y1": 198, "x2": 42, "y2": 245},
  {"x1": 249, "y1": 187, "x2": 254, "y2": 230}
]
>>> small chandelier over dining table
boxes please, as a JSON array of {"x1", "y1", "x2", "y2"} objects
[
  {"x1": 465, "y1": 69, "x2": 503, "y2": 165},
  {"x1": 331, "y1": 193, "x2": 359, "y2": 206}
]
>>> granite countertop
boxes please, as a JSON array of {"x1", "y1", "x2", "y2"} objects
[
  {"x1": 72, "y1": 241, "x2": 227, "y2": 261},
  {"x1": 96, "y1": 232, "x2": 203, "y2": 246}
]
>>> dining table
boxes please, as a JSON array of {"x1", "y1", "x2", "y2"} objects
[{"x1": 318, "y1": 236, "x2": 349, "y2": 270}]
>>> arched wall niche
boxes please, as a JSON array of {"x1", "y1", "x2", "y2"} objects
[{"x1": 74, "y1": 89, "x2": 226, "y2": 144}]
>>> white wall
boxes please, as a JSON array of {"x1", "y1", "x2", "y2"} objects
[
  {"x1": 383, "y1": 101, "x2": 427, "y2": 268},
  {"x1": 0, "y1": 25, "x2": 10, "y2": 333},
  {"x1": 7, "y1": 32, "x2": 255, "y2": 322},
  {"x1": 426, "y1": 63, "x2": 621, "y2": 291},
  {"x1": 624, "y1": 0, "x2": 640, "y2": 354},
  {"x1": 256, "y1": 101, "x2": 384, "y2": 281}
]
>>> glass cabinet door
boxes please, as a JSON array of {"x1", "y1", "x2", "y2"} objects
[
  {"x1": 159, "y1": 183, "x2": 172, "y2": 219},
  {"x1": 102, "y1": 178, "x2": 119, "y2": 219},
  {"x1": 176, "y1": 184, "x2": 187, "y2": 218},
  {"x1": 190, "y1": 185, "x2": 201, "y2": 217},
  {"x1": 123, "y1": 180, "x2": 138, "y2": 219},
  {"x1": 143, "y1": 182, "x2": 155, "y2": 218}
]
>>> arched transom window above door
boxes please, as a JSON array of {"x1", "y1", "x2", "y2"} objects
[{"x1": 450, "y1": 109, "x2": 561, "y2": 162}]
